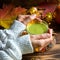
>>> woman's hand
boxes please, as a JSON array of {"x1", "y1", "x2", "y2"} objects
[
  {"x1": 30, "y1": 29, "x2": 56, "y2": 52},
  {"x1": 17, "y1": 14, "x2": 37, "y2": 25},
  {"x1": 17, "y1": 15, "x2": 56, "y2": 52}
]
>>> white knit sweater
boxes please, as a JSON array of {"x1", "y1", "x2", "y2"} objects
[{"x1": 0, "y1": 20, "x2": 34, "y2": 60}]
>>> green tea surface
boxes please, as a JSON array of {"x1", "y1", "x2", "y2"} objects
[{"x1": 27, "y1": 22, "x2": 48, "y2": 35}]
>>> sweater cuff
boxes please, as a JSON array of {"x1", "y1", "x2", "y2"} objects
[
  {"x1": 16, "y1": 34, "x2": 34, "y2": 54},
  {"x1": 10, "y1": 20, "x2": 26, "y2": 36}
]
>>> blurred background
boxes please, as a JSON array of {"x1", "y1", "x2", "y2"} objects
[{"x1": 0, "y1": 0, "x2": 60, "y2": 30}]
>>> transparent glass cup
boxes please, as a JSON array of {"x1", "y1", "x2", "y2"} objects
[{"x1": 22, "y1": 19, "x2": 56, "y2": 53}]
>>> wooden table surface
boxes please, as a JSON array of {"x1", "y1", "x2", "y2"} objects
[{"x1": 22, "y1": 24, "x2": 60, "y2": 60}]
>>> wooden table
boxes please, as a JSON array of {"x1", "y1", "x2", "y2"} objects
[{"x1": 22, "y1": 24, "x2": 60, "y2": 60}]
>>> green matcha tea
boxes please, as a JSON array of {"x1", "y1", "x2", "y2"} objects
[{"x1": 27, "y1": 21, "x2": 48, "y2": 35}]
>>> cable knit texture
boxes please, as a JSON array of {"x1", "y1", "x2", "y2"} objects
[{"x1": 0, "y1": 20, "x2": 34, "y2": 60}]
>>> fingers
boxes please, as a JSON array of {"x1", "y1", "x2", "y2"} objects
[
  {"x1": 18, "y1": 14, "x2": 36, "y2": 21},
  {"x1": 17, "y1": 15, "x2": 29, "y2": 21},
  {"x1": 40, "y1": 37, "x2": 56, "y2": 51},
  {"x1": 33, "y1": 38, "x2": 52, "y2": 51},
  {"x1": 38, "y1": 33, "x2": 51, "y2": 39},
  {"x1": 17, "y1": 14, "x2": 37, "y2": 25},
  {"x1": 24, "y1": 14, "x2": 36, "y2": 24},
  {"x1": 29, "y1": 14, "x2": 36, "y2": 20},
  {"x1": 34, "y1": 18, "x2": 42, "y2": 22},
  {"x1": 18, "y1": 15, "x2": 29, "y2": 18},
  {"x1": 39, "y1": 39, "x2": 51, "y2": 50},
  {"x1": 31, "y1": 33, "x2": 51, "y2": 40}
]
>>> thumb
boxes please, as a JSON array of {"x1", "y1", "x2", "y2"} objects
[{"x1": 30, "y1": 14, "x2": 36, "y2": 20}]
